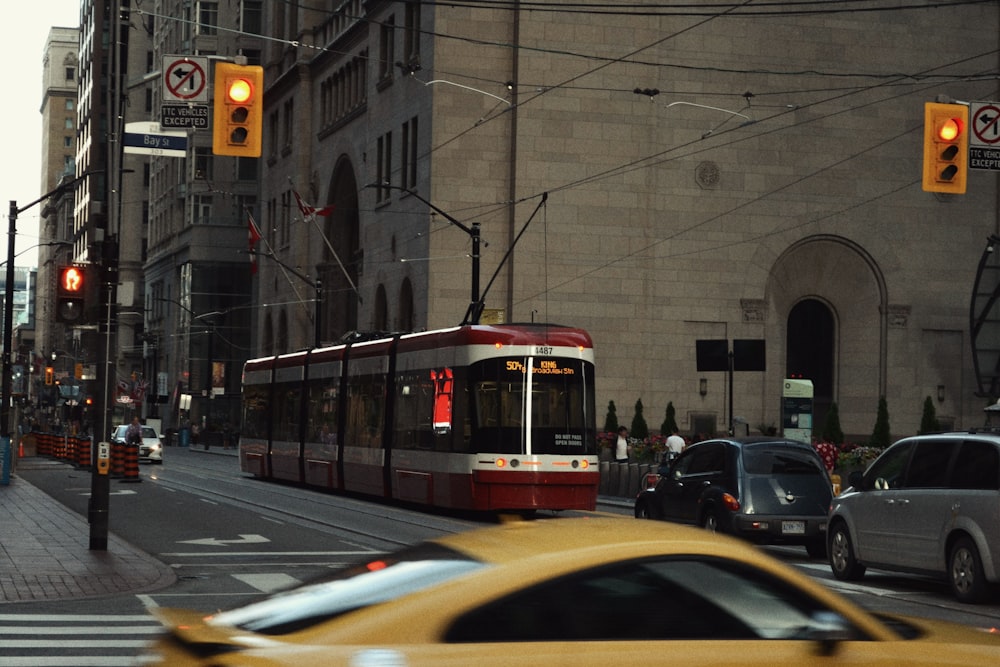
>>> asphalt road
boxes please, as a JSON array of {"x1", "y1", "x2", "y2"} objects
[{"x1": 7, "y1": 447, "x2": 1000, "y2": 666}]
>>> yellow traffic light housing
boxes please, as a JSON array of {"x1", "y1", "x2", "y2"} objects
[
  {"x1": 56, "y1": 265, "x2": 87, "y2": 325},
  {"x1": 922, "y1": 102, "x2": 969, "y2": 194},
  {"x1": 213, "y1": 62, "x2": 263, "y2": 157}
]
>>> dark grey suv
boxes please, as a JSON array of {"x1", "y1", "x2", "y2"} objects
[
  {"x1": 634, "y1": 437, "x2": 832, "y2": 558},
  {"x1": 828, "y1": 432, "x2": 1000, "y2": 603}
]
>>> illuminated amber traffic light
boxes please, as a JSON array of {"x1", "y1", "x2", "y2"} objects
[
  {"x1": 922, "y1": 102, "x2": 969, "y2": 194},
  {"x1": 213, "y1": 62, "x2": 263, "y2": 157},
  {"x1": 56, "y1": 265, "x2": 86, "y2": 325}
]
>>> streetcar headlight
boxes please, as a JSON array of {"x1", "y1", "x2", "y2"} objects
[
  {"x1": 495, "y1": 458, "x2": 507, "y2": 468},
  {"x1": 509, "y1": 458, "x2": 520, "y2": 468}
]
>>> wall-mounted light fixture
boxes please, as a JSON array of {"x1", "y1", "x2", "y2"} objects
[
  {"x1": 937, "y1": 384, "x2": 945, "y2": 403},
  {"x1": 699, "y1": 378, "x2": 708, "y2": 397}
]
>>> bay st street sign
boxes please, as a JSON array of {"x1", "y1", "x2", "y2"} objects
[{"x1": 123, "y1": 122, "x2": 187, "y2": 157}]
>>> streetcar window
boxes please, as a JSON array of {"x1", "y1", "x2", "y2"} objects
[
  {"x1": 346, "y1": 374, "x2": 385, "y2": 448},
  {"x1": 272, "y1": 381, "x2": 302, "y2": 444},
  {"x1": 469, "y1": 358, "x2": 595, "y2": 455},
  {"x1": 241, "y1": 383, "x2": 269, "y2": 440},
  {"x1": 307, "y1": 379, "x2": 339, "y2": 449},
  {"x1": 394, "y1": 366, "x2": 471, "y2": 453}
]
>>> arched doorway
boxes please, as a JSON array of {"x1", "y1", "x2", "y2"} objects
[{"x1": 786, "y1": 299, "x2": 836, "y2": 437}]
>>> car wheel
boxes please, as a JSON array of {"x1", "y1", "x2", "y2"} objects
[
  {"x1": 634, "y1": 499, "x2": 651, "y2": 519},
  {"x1": 701, "y1": 509, "x2": 722, "y2": 533},
  {"x1": 828, "y1": 522, "x2": 865, "y2": 581},
  {"x1": 950, "y1": 537, "x2": 990, "y2": 604},
  {"x1": 805, "y1": 537, "x2": 826, "y2": 559}
]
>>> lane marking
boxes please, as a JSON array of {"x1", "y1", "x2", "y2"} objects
[{"x1": 232, "y1": 573, "x2": 300, "y2": 593}]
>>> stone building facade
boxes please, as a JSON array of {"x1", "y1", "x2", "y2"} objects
[{"x1": 254, "y1": 2, "x2": 1000, "y2": 441}]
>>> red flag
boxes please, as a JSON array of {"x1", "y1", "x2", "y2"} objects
[
  {"x1": 247, "y1": 212, "x2": 262, "y2": 274},
  {"x1": 292, "y1": 188, "x2": 334, "y2": 218}
]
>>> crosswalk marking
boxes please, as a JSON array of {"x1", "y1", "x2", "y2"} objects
[
  {"x1": 232, "y1": 572, "x2": 300, "y2": 592},
  {"x1": 0, "y1": 613, "x2": 162, "y2": 667}
]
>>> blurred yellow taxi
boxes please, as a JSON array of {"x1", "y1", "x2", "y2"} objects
[{"x1": 142, "y1": 516, "x2": 1000, "y2": 666}]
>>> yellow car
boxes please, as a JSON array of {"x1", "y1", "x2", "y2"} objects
[{"x1": 142, "y1": 517, "x2": 1000, "y2": 666}]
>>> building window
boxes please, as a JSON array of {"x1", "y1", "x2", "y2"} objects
[
  {"x1": 283, "y1": 98, "x2": 294, "y2": 149},
  {"x1": 65, "y1": 99, "x2": 74, "y2": 111},
  {"x1": 404, "y1": 2, "x2": 420, "y2": 64},
  {"x1": 268, "y1": 110, "x2": 279, "y2": 156},
  {"x1": 376, "y1": 132, "x2": 392, "y2": 203},
  {"x1": 194, "y1": 147, "x2": 212, "y2": 181},
  {"x1": 242, "y1": 0, "x2": 263, "y2": 34},
  {"x1": 235, "y1": 195, "x2": 257, "y2": 226},
  {"x1": 401, "y1": 116, "x2": 418, "y2": 189},
  {"x1": 65, "y1": 67, "x2": 74, "y2": 81},
  {"x1": 193, "y1": 195, "x2": 213, "y2": 225},
  {"x1": 281, "y1": 190, "x2": 291, "y2": 247},
  {"x1": 379, "y1": 15, "x2": 395, "y2": 81},
  {"x1": 237, "y1": 157, "x2": 257, "y2": 181},
  {"x1": 198, "y1": 1, "x2": 219, "y2": 35},
  {"x1": 267, "y1": 197, "x2": 277, "y2": 248},
  {"x1": 65, "y1": 118, "x2": 73, "y2": 130},
  {"x1": 64, "y1": 136, "x2": 72, "y2": 148}
]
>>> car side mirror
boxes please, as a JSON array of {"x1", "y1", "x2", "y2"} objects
[{"x1": 847, "y1": 470, "x2": 864, "y2": 490}]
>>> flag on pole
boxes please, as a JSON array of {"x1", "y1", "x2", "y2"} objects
[
  {"x1": 247, "y1": 211, "x2": 262, "y2": 274},
  {"x1": 292, "y1": 187, "x2": 334, "y2": 218}
]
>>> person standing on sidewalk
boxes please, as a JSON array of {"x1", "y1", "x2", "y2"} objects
[{"x1": 614, "y1": 426, "x2": 630, "y2": 463}]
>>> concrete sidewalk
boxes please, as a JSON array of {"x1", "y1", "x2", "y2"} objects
[{"x1": 0, "y1": 459, "x2": 176, "y2": 604}]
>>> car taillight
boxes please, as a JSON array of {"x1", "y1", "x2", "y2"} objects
[
  {"x1": 722, "y1": 492, "x2": 741, "y2": 512},
  {"x1": 644, "y1": 473, "x2": 660, "y2": 489}
]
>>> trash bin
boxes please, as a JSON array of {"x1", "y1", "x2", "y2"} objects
[{"x1": 179, "y1": 427, "x2": 190, "y2": 447}]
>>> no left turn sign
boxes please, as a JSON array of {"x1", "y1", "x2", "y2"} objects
[
  {"x1": 162, "y1": 55, "x2": 209, "y2": 103},
  {"x1": 971, "y1": 102, "x2": 1000, "y2": 146},
  {"x1": 969, "y1": 101, "x2": 1000, "y2": 172}
]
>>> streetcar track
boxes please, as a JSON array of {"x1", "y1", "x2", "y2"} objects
[{"x1": 149, "y1": 454, "x2": 480, "y2": 548}]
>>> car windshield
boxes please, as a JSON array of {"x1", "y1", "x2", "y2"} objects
[
  {"x1": 743, "y1": 444, "x2": 823, "y2": 475},
  {"x1": 140, "y1": 427, "x2": 157, "y2": 438},
  {"x1": 208, "y1": 542, "x2": 485, "y2": 635}
]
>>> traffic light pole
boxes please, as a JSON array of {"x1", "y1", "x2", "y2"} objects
[{"x1": 2, "y1": 203, "x2": 19, "y2": 450}]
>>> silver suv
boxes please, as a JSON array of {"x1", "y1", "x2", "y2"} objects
[{"x1": 828, "y1": 432, "x2": 1000, "y2": 603}]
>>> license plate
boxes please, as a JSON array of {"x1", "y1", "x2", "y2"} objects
[{"x1": 782, "y1": 521, "x2": 805, "y2": 535}]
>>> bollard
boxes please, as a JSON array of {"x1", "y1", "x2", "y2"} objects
[
  {"x1": 76, "y1": 437, "x2": 91, "y2": 469},
  {"x1": 120, "y1": 444, "x2": 141, "y2": 482},
  {"x1": 111, "y1": 441, "x2": 126, "y2": 477}
]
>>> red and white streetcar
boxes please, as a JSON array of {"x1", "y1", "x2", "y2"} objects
[{"x1": 240, "y1": 323, "x2": 599, "y2": 512}]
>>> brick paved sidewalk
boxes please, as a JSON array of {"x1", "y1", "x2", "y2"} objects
[{"x1": 0, "y1": 464, "x2": 176, "y2": 603}]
